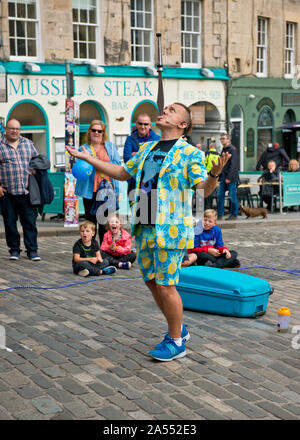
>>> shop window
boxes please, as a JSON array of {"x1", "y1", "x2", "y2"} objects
[
  {"x1": 8, "y1": 0, "x2": 39, "y2": 59},
  {"x1": 9, "y1": 101, "x2": 45, "y2": 126},
  {"x1": 73, "y1": 0, "x2": 98, "y2": 60},
  {"x1": 130, "y1": 100, "x2": 159, "y2": 133},
  {"x1": 283, "y1": 109, "x2": 296, "y2": 125},
  {"x1": 130, "y1": 0, "x2": 154, "y2": 65},
  {"x1": 79, "y1": 101, "x2": 103, "y2": 125},
  {"x1": 8, "y1": 100, "x2": 48, "y2": 156},
  {"x1": 257, "y1": 106, "x2": 273, "y2": 161}
]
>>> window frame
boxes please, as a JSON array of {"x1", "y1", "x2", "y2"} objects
[
  {"x1": 256, "y1": 16, "x2": 268, "y2": 78},
  {"x1": 130, "y1": 0, "x2": 154, "y2": 66},
  {"x1": 284, "y1": 22, "x2": 295, "y2": 79},
  {"x1": 181, "y1": 0, "x2": 202, "y2": 68},
  {"x1": 72, "y1": 0, "x2": 100, "y2": 62},
  {"x1": 8, "y1": 0, "x2": 41, "y2": 61}
]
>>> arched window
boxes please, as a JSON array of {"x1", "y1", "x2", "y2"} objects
[
  {"x1": 8, "y1": 100, "x2": 49, "y2": 157},
  {"x1": 79, "y1": 100, "x2": 106, "y2": 144},
  {"x1": 230, "y1": 105, "x2": 244, "y2": 170},
  {"x1": 257, "y1": 106, "x2": 273, "y2": 161},
  {"x1": 283, "y1": 109, "x2": 296, "y2": 125},
  {"x1": 130, "y1": 100, "x2": 159, "y2": 134},
  {"x1": 231, "y1": 104, "x2": 243, "y2": 119}
]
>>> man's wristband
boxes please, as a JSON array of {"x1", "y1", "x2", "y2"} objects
[{"x1": 208, "y1": 170, "x2": 219, "y2": 178}]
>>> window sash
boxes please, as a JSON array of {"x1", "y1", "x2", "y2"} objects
[
  {"x1": 8, "y1": 0, "x2": 38, "y2": 59},
  {"x1": 181, "y1": 0, "x2": 201, "y2": 66},
  {"x1": 72, "y1": 0, "x2": 98, "y2": 60},
  {"x1": 285, "y1": 22, "x2": 295, "y2": 76},
  {"x1": 130, "y1": 0, "x2": 153, "y2": 64},
  {"x1": 257, "y1": 17, "x2": 267, "y2": 75}
]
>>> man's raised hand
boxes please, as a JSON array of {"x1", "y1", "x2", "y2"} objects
[
  {"x1": 211, "y1": 151, "x2": 231, "y2": 175},
  {"x1": 65, "y1": 146, "x2": 91, "y2": 162}
]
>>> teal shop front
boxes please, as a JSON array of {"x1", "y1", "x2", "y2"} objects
[{"x1": 227, "y1": 77, "x2": 300, "y2": 172}]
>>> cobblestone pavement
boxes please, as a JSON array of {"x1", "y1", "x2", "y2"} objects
[{"x1": 0, "y1": 222, "x2": 299, "y2": 420}]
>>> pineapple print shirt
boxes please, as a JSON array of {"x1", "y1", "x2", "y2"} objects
[{"x1": 123, "y1": 137, "x2": 207, "y2": 250}]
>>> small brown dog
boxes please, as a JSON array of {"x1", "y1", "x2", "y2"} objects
[{"x1": 239, "y1": 205, "x2": 268, "y2": 219}]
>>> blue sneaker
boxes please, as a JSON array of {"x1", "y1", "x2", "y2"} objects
[
  {"x1": 102, "y1": 266, "x2": 117, "y2": 275},
  {"x1": 9, "y1": 251, "x2": 20, "y2": 260},
  {"x1": 28, "y1": 252, "x2": 41, "y2": 261},
  {"x1": 154, "y1": 324, "x2": 190, "y2": 350},
  {"x1": 149, "y1": 336, "x2": 186, "y2": 361}
]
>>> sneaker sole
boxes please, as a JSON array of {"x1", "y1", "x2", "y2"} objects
[
  {"x1": 151, "y1": 350, "x2": 186, "y2": 362},
  {"x1": 9, "y1": 256, "x2": 19, "y2": 260}
]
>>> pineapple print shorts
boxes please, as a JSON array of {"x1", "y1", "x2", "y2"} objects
[{"x1": 135, "y1": 225, "x2": 186, "y2": 286}]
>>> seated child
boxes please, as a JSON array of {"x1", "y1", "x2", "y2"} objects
[
  {"x1": 182, "y1": 209, "x2": 240, "y2": 269},
  {"x1": 73, "y1": 220, "x2": 117, "y2": 277},
  {"x1": 100, "y1": 214, "x2": 136, "y2": 269}
]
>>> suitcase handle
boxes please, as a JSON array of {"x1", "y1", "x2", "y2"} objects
[{"x1": 269, "y1": 288, "x2": 274, "y2": 295}]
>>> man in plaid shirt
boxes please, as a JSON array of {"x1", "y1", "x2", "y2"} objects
[{"x1": 0, "y1": 118, "x2": 41, "y2": 261}]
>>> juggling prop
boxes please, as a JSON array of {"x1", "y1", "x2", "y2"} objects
[{"x1": 72, "y1": 159, "x2": 93, "y2": 181}]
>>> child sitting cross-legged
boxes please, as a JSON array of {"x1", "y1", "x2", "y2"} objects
[
  {"x1": 182, "y1": 209, "x2": 240, "y2": 269},
  {"x1": 100, "y1": 214, "x2": 136, "y2": 270},
  {"x1": 73, "y1": 220, "x2": 117, "y2": 277}
]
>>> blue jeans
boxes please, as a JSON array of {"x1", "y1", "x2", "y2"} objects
[
  {"x1": 217, "y1": 178, "x2": 238, "y2": 217},
  {"x1": 1, "y1": 193, "x2": 38, "y2": 255}
]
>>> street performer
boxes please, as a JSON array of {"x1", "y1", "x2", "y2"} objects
[{"x1": 66, "y1": 102, "x2": 231, "y2": 362}]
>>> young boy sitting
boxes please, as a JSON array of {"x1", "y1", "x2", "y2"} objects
[
  {"x1": 182, "y1": 209, "x2": 240, "y2": 269},
  {"x1": 73, "y1": 220, "x2": 117, "y2": 277}
]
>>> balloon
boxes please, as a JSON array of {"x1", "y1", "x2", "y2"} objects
[{"x1": 72, "y1": 160, "x2": 93, "y2": 181}]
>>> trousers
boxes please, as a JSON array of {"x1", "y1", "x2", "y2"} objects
[
  {"x1": 1, "y1": 193, "x2": 38, "y2": 255},
  {"x1": 217, "y1": 177, "x2": 238, "y2": 217},
  {"x1": 196, "y1": 250, "x2": 239, "y2": 268},
  {"x1": 73, "y1": 258, "x2": 109, "y2": 276},
  {"x1": 101, "y1": 251, "x2": 136, "y2": 267}
]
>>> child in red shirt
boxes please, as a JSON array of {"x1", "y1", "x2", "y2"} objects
[{"x1": 100, "y1": 214, "x2": 136, "y2": 269}]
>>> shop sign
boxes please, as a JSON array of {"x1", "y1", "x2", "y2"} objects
[
  {"x1": 8, "y1": 77, "x2": 154, "y2": 99},
  {"x1": 283, "y1": 172, "x2": 300, "y2": 206}
]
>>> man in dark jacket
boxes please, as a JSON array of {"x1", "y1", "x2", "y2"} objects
[
  {"x1": 123, "y1": 113, "x2": 160, "y2": 202},
  {"x1": 217, "y1": 133, "x2": 239, "y2": 220},
  {"x1": 256, "y1": 142, "x2": 290, "y2": 171}
]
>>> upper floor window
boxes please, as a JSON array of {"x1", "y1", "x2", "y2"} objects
[
  {"x1": 72, "y1": 0, "x2": 98, "y2": 60},
  {"x1": 130, "y1": 0, "x2": 154, "y2": 65},
  {"x1": 285, "y1": 22, "x2": 295, "y2": 78},
  {"x1": 257, "y1": 17, "x2": 268, "y2": 77},
  {"x1": 181, "y1": 0, "x2": 202, "y2": 66},
  {"x1": 8, "y1": 0, "x2": 39, "y2": 59}
]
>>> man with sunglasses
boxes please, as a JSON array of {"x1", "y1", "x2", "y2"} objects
[
  {"x1": 0, "y1": 118, "x2": 41, "y2": 261},
  {"x1": 66, "y1": 103, "x2": 230, "y2": 362},
  {"x1": 123, "y1": 113, "x2": 160, "y2": 201}
]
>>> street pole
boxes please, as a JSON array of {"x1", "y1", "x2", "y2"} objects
[
  {"x1": 65, "y1": 60, "x2": 74, "y2": 99},
  {"x1": 156, "y1": 33, "x2": 164, "y2": 115},
  {"x1": 279, "y1": 171, "x2": 283, "y2": 214}
]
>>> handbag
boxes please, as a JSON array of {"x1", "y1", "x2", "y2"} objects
[{"x1": 90, "y1": 179, "x2": 119, "y2": 220}]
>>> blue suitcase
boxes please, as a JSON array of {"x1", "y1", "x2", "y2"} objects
[{"x1": 177, "y1": 266, "x2": 273, "y2": 318}]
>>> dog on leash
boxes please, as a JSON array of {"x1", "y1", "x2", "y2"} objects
[{"x1": 239, "y1": 205, "x2": 268, "y2": 219}]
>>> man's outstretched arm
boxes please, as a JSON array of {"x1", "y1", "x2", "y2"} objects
[{"x1": 66, "y1": 146, "x2": 130, "y2": 182}]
